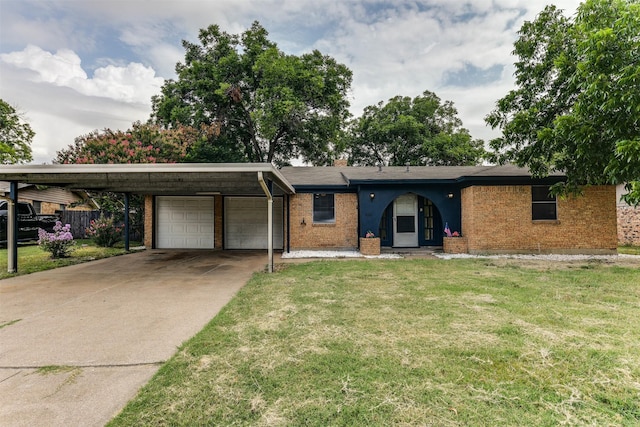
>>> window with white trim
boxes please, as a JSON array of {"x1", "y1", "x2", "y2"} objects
[
  {"x1": 532, "y1": 186, "x2": 557, "y2": 220},
  {"x1": 313, "y1": 193, "x2": 335, "y2": 223}
]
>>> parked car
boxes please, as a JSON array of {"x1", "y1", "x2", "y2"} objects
[{"x1": 0, "y1": 200, "x2": 60, "y2": 245}]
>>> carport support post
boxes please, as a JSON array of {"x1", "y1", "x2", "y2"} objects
[
  {"x1": 123, "y1": 192, "x2": 130, "y2": 251},
  {"x1": 257, "y1": 172, "x2": 274, "y2": 273},
  {"x1": 7, "y1": 181, "x2": 18, "y2": 273}
]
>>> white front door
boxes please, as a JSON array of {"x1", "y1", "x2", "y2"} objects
[{"x1": 393, "y1": 194, "x2": 418, "y2": 247}]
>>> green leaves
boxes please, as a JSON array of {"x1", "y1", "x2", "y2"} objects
[
  {"x1": 0, "y1": 99, "x2": 34, "y2": 164},
  {"x1": 151, "y1": 21, "x2": 352, "y2": 165},
  {"x1": 487, "y1": 0, "x2": 640, "y2": 204},
  {"x1": 345, "y1": 91, "x2": 485, "y2": 166}
]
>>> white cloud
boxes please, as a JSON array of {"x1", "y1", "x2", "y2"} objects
[
  {"x1": 1, "y1": 45, "x2": 163, "y2": 105},
  {"x1": 0, "y1": 58, "x2": 155, "y2": 164}
]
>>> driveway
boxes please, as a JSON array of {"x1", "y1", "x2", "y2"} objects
[{"x1": 0, "y1": 250, "x2": 268, "y2": 427}]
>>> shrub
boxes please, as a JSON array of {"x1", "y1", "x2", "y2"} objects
[
  {"x1": 86, "y1": 214, "x2": 123, "y2": 247},
  {"x1": 38, "y1": 222, "x2": 75, "y2": 258}
]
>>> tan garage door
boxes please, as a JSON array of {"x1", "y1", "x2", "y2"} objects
[{"x1": 225, "y1": 197, "x2": 283, "y2": 249}]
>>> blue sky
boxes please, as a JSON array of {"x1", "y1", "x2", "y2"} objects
[{"x1": 0, "y1": 0, "x2": 582, "y2": 164}]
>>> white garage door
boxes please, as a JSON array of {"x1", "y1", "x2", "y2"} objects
[
  {"x1": 225, "y1": 197, "x2": 283, "y2": 249},
  {"x1": 156, "y1": 196, "x2": 215, "y2": 249}
]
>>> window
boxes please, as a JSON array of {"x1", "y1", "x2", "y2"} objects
[
  {"x1": 313, "y1": 193, "x2": 335, "y2": 223},
  {"x1": 423, "y1": 198, "x2": 434, "y2": 241},
  {"x1": 532, "y1": 186, "x2": 557, "y2": 220}
]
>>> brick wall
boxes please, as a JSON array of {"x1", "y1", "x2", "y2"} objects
[
  {"x1": 289, "y1": 193, "x2": 358, "y2": 250},
  {"x1": 462, "y1": 185, "x2": 617, "y2": 254},
  {"x1": 618, "y1": 205, "x2": 640, "y2": 245},
  {"x1": 144, "y1": 195, "x2": 153, "y2": 248}
]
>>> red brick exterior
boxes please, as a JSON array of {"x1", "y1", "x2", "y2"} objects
[
  {"x1": 144, "y1": 195, "x2": 153, "y2": 248},
  {"x1": 461, "y1": 185, "x2": 617, "y2": 254},
  {"x1": 360, "y1": 237, "x2": 380, "y2": 255},
  {"x1": 443, "y1": 237, "x2": 468, "y2": 254},
  {"x1": 618, "y1": 205, "x2": 640, "y2": 245},
  {"x1": 289, "y1": 193, "x2": 358, "y2": 250}
]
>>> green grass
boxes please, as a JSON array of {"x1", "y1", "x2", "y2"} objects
[
  {"x1": 619, "y1": 245, "x2": 640, "y2": 255},
  {"x1": 109, "y1": 258, "x2": 640, "y2": 426},
  {"x1": 0, "y1": 240, "x2": 140, "y2": 280}
]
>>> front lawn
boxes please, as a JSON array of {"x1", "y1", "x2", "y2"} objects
[
  {"x1": 0, "y1": 240, "x2": 140, "y2": 280},
  {"x1": 109, "y1": 258, "x2": 640, "y2": 426}
]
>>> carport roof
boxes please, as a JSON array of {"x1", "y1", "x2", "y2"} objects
[{"x1": 0, "y1": 163, "x2": 295, "y2": 196}]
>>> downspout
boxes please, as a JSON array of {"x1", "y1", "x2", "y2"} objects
[
  {"x1": 257, "y1": 171, "x2": 273, "y2": 273},
  {"x1": 7, "y1": 181, "x2": 18, "y2": 273}
]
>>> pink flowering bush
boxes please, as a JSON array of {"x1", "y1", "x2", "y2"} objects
[
  {"x1": 86, "y1": 214, "x2": 123, "y2": 247},
  {"x1": 38, "y1": 222, "x2": 75, "y2": 258}
]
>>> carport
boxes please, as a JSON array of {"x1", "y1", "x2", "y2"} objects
[{"x1": 0, "y1": 163, "x2": 295, "y2": 273}]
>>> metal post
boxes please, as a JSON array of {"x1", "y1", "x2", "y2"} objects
[
  {"x1": 123, "y1": 192, "x2": 130, "y2": 251},
  {"x1": 8, "y1": 182, "x2": 18, "y2": 273},
  {"x1": 257, "y1": 172, "x2": 274, "y2": 273},
  {"x1": 267, "y1": 196, "x2": 273, "y2": 273}
]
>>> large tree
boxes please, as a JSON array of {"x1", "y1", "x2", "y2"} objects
[
  {"x1": 486, "y1": 0, "x2": 640, "y2": 204},
  {"x1": 0, "y1": 99, "x2": 34, "y2": 164},
  {"x1": 151, "y1": 21, "x2": 353, "y2": 166},
  {"x1": 55, "y1": 122, "x2": 202, "y2": 239},
  {"x1": 344, "y1": 91, "x2": 486, "y2": 166},
  {"x1": 55, "y1": 122, "x2": 198, "y2": 164}
]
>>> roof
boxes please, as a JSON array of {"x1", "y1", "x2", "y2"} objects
[
  {"x1": 280, "y1": 164, "x2": 565, "y2": 188},
  {"x1": 0, "y1": 163, "x2": 565, "y2": 196},
  {"x1": 0, "y1": 163, "x2": 295, "y2": 196}
]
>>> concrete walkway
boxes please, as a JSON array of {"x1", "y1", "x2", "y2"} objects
[{"x1": 0, "y1": 250, "x2": 267, "y2": 427}]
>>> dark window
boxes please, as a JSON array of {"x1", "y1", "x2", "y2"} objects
[
  {"x1": 396, "y1": 216, "x2": 415, "y2": 233},
  {"x1": 532, "y1": 186, "x2": 557, "y2": 220},
  {"x1": 313, "y1": 194, "x2": 335, "y2": 223},
  {"x1": 17, "y1": 203, "x2": 31, "y2": 215},
  {"x1": 423, "y1": 199, "x2": 434, "y2": 241}
]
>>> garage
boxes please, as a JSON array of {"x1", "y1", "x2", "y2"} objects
[
  {"x1": 225, "y1": 197, "x2": 283, "y2": 249},
  {"x1": 156, "y1": 196, "x2": 215, "y2": 249},
  {"x1": 1, "y1": 164, "x2": 295, "y2": 273}
]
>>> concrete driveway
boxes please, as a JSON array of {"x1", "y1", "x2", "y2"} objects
[{"x1": 0, "y1": 250, "x2": 268, "y2": 427}]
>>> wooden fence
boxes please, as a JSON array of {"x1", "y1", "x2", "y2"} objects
[
  {"x1": 60, "y1": 210, "x2": 143, "y2": 241},
  {"x1": 60, "y1": 210, "x2": 101, "y2": 239}
]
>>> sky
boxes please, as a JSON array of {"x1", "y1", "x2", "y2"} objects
[{"x1": 0, "y1": 0, "x2": 583, "y2": 164}]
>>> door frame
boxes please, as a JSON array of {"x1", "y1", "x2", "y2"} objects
[
  {"x1": 378, "y1": 194, "x2": 444, "y2": 247},
  {"x1": 393, "y1": 193, "x2": 419, "y2": 247}
]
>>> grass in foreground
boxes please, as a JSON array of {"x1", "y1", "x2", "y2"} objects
[
  {"x1": 0, "y1": 240, "x2": 139, "y2": 280},
  {"x1": 618, "y1": 245, "x2": 640, "y2": 255},
  {"x1": 109, "y1": 258, "x2": 640, "y2": 426}
]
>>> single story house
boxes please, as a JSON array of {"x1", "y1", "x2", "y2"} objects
[
  {"x1": 0, "y1": 182, "x2": 98, "y2": 213},
  {"x1": 277, "y1": 162, "x2": 617, "y2": 254},
  {"x1": 0, "y1": 162, "x2": 617, "y2": 272}
]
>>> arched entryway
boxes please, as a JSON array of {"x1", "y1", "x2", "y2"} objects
[{"x1": 377, "y1": 193, "x2": 443, "y2": 247}]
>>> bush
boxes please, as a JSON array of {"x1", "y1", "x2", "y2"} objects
[
  {"x1": 86, "y1": 214, "x2": 123, "y2": 247},
  {"x1": 38, "y1": 222, "x2": 75, "y2": 258}
]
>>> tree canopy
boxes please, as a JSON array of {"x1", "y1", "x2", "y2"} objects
[
  {"x1": 486, "y1": 0, "x2": 640, "y2": 204},
  {"x1": 0, "y1": 99, "x2": 34, "y2": 164},
  {"x1": 151, "y1": 21, "x2": 353, "y2": 166},
  {"x1": 55, "y1": 122, "x2": 197, "y2": 164},
  {"x1": 344, "y1": 90, "x2": 486, "y2": 166}
]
